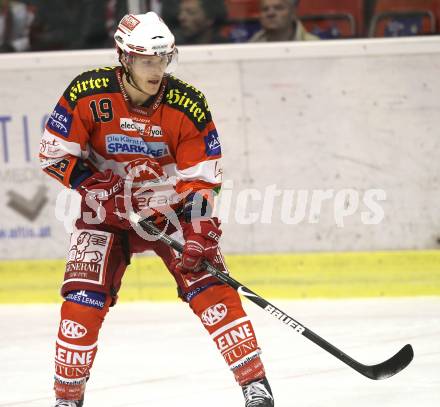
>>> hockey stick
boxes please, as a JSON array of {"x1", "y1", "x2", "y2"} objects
[{"x1": 134, "y1": 216, "x2": 414, "y2": 380}]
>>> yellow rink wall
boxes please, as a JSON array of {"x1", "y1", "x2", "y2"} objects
[{"x1": 0, "y1": 250, "x2": 439, "y2": 303}]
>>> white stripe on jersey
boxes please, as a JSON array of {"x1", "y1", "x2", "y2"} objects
[
  {"x1": 210, "y1": 316, "x2": 250, "y2": 339},
  {"x1": 169, "y1": 159, "x2": 223, "y2": 185},
  {"x1": 40, "y1": 128, "x2": 85, "y2": 168}
]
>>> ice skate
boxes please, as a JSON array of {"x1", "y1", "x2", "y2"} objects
[
  {"x1": 53, "y1": 398, "x2": 84, "y2": 407},
  {"x1": 242, "y1": 377, "x2": 274, "y2": 407}
]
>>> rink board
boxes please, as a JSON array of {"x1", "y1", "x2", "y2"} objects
[
  {"x1": 0, "y1": 250, "x2": 439, "y2": 303},
  {"x1": 1, "y1": 38, "x2": 440, "y2": 259}
]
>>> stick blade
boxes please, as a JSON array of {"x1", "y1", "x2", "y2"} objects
[{"x1": 364, "y1": 344, "x2": 414, "y2": 380}]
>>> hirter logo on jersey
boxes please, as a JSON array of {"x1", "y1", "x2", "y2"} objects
[
  {"x1": 47, "y1": 104, "x2": 72, "y2": 138},
  {"x1": 204, "y1": 130, "x2": 221, "y2": 157}
]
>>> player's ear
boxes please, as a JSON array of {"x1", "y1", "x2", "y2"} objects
[{"x1": 118, "y1": 49, "x2": 129, "y2": 69}]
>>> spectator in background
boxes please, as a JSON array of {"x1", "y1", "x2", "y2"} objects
[
  {"x1": 364, "y1": 0, "x2": 377, "y2": 33},
  {"x1": 30, "y1": 0, "x2": 124, "y2": 51},
  {"x1": 0, "y1": 0, "x2": 34, "y2": 52},
  {"x1": 104, "y1": 0, "x2": 128, "y2": 47},
  {"x1": 174, "y1": 0, "x2": 229, "y2": 45},
  {"x1": 150, "y1": 0, "x2": 180, "y2": 29},
  {"x1": 250, "y1": 0, "x2": 319, "y2": 42}
]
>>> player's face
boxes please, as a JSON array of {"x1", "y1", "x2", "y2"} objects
[
  {"x1": 260, "y1": 0, "x2": 295, "y2": 31},
  {"x1": 128, "y1": 54, "x2": 169, "y2": 95}
]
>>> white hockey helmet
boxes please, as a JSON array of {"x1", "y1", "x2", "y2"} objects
[{"x1": 114, "y1": 12, "x2": 177, "y2": 71}]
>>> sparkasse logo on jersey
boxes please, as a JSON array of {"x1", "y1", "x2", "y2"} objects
[{"x1": 105, "y1": 134, "x2": 169, "y2": 158}]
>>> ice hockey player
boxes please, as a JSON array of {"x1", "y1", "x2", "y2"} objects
[{"x1": 39, "y1": 11, "x2": 274, "y2": 407}]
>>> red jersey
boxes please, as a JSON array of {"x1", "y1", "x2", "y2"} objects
[{"x1": 40, "y1": 66, "x2": 222, "y2": 206}]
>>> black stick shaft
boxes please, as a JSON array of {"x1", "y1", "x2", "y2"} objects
[{"x1": 138, "y1": 219, "x2": 413, "y2": 380}]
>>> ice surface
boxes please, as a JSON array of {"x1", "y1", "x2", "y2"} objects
[{"x1": 0, "y1": 298, "x2": 438, "y2": 406}]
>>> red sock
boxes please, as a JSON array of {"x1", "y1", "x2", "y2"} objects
[
  {"x1": 54, "y1": 298, "x2": 110, "y2": 400},
  {"x1": 189, "y1": 285, "x2": 266, "y2": 385}
]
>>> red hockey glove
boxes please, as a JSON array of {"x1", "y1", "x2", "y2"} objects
[
  {"x1": 176, "y1": 218, "x2": 222, "y2": 274},
  {"x1": 77, "y1": 169, "x2": 130, "y2": 229}
]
